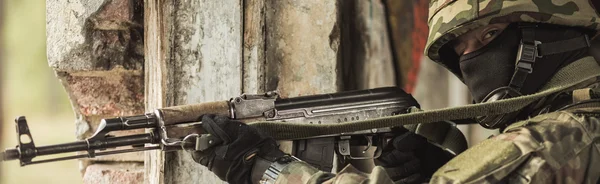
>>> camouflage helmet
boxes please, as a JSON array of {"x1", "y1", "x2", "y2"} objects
[{"x1": 425, "y1": 0, "x2": 600, "y2": 78}]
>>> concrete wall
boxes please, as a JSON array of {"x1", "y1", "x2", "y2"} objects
[{"x1": 47, "y1": 0, "x2": 145, "y2": 183}]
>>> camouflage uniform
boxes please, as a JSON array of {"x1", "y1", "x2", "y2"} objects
[
  {"x1": 275, "y1": 1, "x2": 600, "y2": 183},
  {"x1": 426, "y1": 1, "x2": 600, "y2": 182},
  {"x1": 276, "y1": 161, "x2": 394, "y2": 184},
  {"x1": 432, "y1": 102, "x2": 600, "y2": 183}
]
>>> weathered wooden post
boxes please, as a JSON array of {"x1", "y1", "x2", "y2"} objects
[
  {"x1": 144, "y1": 0, "x2": 243, "y2": 183},
  {"x1": 144, "y1": 0, "x2": 346, "y2": 182},
  {"x1": 144, "y1": 0, "x2": 402, "y2": 182}
]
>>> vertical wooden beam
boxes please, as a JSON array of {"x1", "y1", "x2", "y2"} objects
[
  {"x1": 243, "y1": 0, "x2": 266, "y2": 94},
  {"x1": 145, "y1": 0, "x2": 241, "y2": 183},
  {"x1": 144, "y1": 0, "x2": 168, "y2": 183},
  {"x1": 264, "y1": 0, "x2": 341, "y2": 96},
  {"x1": 340, "y1": 0, "x2": 396, "y2": 91}
]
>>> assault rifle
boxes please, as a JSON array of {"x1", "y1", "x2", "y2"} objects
[{"x1": 1, "y1": 87, "x2": 466, "y2": 170}]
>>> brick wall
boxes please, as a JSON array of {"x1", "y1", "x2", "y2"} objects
[{"x1": 47, "y1": 0, "x2": 145, "y2": 183}]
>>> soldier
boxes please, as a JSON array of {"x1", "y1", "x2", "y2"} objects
[{"x1": 191, "y1": 1, "x2": 600, "y2": 183}]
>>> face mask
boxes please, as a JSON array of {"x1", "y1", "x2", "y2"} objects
[
  {"x1": 458, "y1": 24, "x2": 591, "y2": 103},
  {"x1": 458, "y1": 25, "x2": 521, "y2": 102}
]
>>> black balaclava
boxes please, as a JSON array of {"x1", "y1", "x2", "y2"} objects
[{"x1": 458, "y1": 23, "x2": 590, "y2": 103}]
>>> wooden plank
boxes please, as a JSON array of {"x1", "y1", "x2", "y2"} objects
[
  {"x1": 264, "y1": 0, "x2": 341, "y2": 97},
  {"x1": 243, "y1": 0, "x2": 266, "y2": 94},
  {"x1": 145, "y1": 0, "x2": 241, "y2": 183},
  {"x1": 340, "y1": 0, "x2": 396, "y2": 90},
  {"x1": 164, "y1": 1, "x2": 241, "y2": 183},
  {"x1": 144, "y1": 0, "x2": 169, "y2": 183}
]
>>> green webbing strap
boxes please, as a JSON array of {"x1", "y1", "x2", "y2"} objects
[{"x1": 250, "y1": 57, "x2": 600, "y2": 140}]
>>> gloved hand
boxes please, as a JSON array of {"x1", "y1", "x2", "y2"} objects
[
  {"x1": 375, "y1": 131, "x2": 454, "y2": 184},
  {"x1": 190, "y1": 115, "x2": 285, "y2": 184}
]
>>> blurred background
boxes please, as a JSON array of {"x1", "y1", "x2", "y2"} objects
[{"x1": 1, "y1": 0, "x2": 81, "y2": 183}]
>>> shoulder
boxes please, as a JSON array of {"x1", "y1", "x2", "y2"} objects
[{"x1": 431, "y1": 110, "x2": 600, "y2": 183}]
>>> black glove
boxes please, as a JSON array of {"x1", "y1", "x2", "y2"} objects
[
  {"x1": 375, "y1": 131, "x2": 454, "y2": 184},
  {"x1": 191, "y1": 115, "x2": 285, "y2": 184}
]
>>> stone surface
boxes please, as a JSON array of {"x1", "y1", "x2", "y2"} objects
[
  {"x1": 47, "y1": 0, "x2": 143, "y2": 72},
  {"x1": 47, "y1": 0, "x2": 103, "y2": 71},
  {"x1": 83, "y1": 163, "x2": 144, "y2": 184},
  {"x1": 56, "y1": 69, "x2": 144, "y2": 139},
  {"x1": 83, "y1": 151, "x2": 145, "y2": 162},
  {"x1": 47, "y1": 0, "x2": 146, "y2": 181}
]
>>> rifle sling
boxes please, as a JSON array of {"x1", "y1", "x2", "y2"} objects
[{"x1": 249, "y1": 57, "x2": 600, "y2": 141}]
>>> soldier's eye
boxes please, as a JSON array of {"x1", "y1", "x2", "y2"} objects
[{"x1": 483, "y1": 30, "x2": 499, "y2": 40}]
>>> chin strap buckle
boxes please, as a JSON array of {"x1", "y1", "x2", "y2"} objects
[
  {"x1": 516, "y1": 40, "x2": 542, "y2": 74},
  {"x1": 510, "y1": 39, "x2": 541, "y2": 90}
]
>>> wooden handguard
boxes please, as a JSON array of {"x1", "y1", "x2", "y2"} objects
[{"x1": 158, "y1": 101, "x2": 231, "y2": 125}]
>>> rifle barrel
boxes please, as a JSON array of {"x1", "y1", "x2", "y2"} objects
[
  {"x1": 2, "y1": 133, "x2": 158, "y2": 165},
  {"x1": 1, "y1": 148, "x2": 19, "y2": 161}
]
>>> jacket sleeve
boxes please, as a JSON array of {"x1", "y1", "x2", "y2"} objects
[
  {"x1": 430, "y1": 110, "x2": 600, "y2": 183},
  {"x1": 275, "y1": 161, "x2": 394, "y2": 184}
]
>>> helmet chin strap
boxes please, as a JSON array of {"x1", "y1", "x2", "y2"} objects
[{"x1": 478, "y1": 23, "x2": 592, "y2": 129}]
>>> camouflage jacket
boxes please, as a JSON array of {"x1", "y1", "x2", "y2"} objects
[{"x1": 276, "y1": 94, "x2": 600, "y2": 184}]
